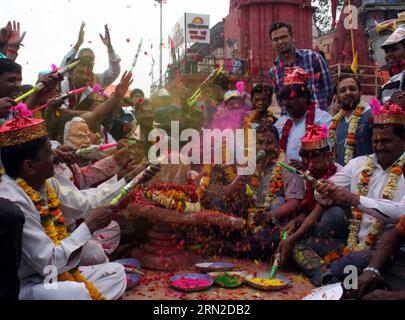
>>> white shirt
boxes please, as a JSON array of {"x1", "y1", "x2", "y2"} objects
[
  {"x1": 326, "y1": 154, "x2": 405, "y2": 245},
  {"x1": 275, "y1": 108, "x2": 333, "y2": 161},
  {"x1": 0, "y1": 174, "x2": 124, "y2": 286}
]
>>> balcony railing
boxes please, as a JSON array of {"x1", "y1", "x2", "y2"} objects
[{"x1": 329, "y1": 63, "x2": 387, "y2": 96}]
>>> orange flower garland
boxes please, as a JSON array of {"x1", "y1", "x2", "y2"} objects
[
  {"x1": 263, "y1": 152, "x2": 286, "y2": 208},
  {"x1": 247, "y1": 152, "x2": 286, "y2": 233},
  {"x1": 197, "y1": 143, "x2": 237, "y2": 201},
  {"x1": 197, "y1": 164, "x2": 213, "y2": 201},
  {"x1": 329, "y1": 104, "x2": 365, "y2": 165},
  {"x1": 16, "y1": 178, "x2": 105, "y2": 300},
  {"x1": 346, "y1": 155, "x2": 405, "y2": 252}
]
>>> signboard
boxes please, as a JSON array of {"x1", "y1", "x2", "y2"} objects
[
  {"x1": 171, "y1": 15, "x2": 185, "y2": 50},
  {"x1": 185, "y1": 13, "x2": 210, "y2": 44},
  {"x1": 171, "y1": 13, "x2": 210, "y2": 49}
]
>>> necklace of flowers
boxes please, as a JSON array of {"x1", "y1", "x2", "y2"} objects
[
  {"x1": 16, "y1": 178, "x2": 105, "y2": 300},
  {"x1": 280, "y1": 102, "x2": 315, "y2": 152},
  {"x1": 196, "y1": 144, "x2": 237, "y2": 201},
  {"x1": 144, "y1": 183, "x2": 201, "y2": 213},
  {"x1": 345, "y1": 155, "x2": 405, "y2": 253},
  {"x1": 329, "y1": 104, "x2": 365, "y2": 165},
  {"x1": 247, "y1": 152, "x2": 285, "y2": 233}
]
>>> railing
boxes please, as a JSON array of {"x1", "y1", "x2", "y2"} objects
[
  {"x1": 329, "y1": 63, "x2": 387, "y2": 96},
  {"x1": 150, "y1": 58, "x2": 241, "y2": 95}
]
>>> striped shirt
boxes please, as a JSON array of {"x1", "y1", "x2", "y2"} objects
[
  {"x1": 378, "y1": 70, "x2": 405, "y2": 105},
  {"x1": 269, "y1": 48, "x2": 334, "y2": 111}
]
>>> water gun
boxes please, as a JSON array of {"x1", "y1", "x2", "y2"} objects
[
  {"x1": 269, "y1": 231, "x2": 289, "y2": 279},
  {"x1": 110, "y1": 155, "x2": 165, "y2": 206},
  {"x1": 31, "y1": 86, "x2": 88, "y2": 113},
  {"x1": 187, "y1": 65, "x2": 224, "y2": 107},
  {"x1": 15, "y1": 60, "x2": 81, "y2": 102},
  {"x1": 277, "y1": 161, "x2": 318, "y2": 185},
  {"x1": 75, "y1": 143, "x2": 118, "y2": 157}
]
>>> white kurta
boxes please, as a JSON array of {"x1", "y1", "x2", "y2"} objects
[
  {"x1": 275, "y1": 108, "x2": 333, "y2": 161},
  {"x1": 317, "y1": 154, "x2": 405, "y2": 245},
  {"x1": 0, "y1": 175, "x2": 127, "y2": 300}
]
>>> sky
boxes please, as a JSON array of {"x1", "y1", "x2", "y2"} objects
[{"x1": 1, "y1": 0, "x2": 230, "y2": 96}]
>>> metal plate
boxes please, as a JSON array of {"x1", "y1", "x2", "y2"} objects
[{"x1": 169, "y1": 273, "x2": 214, "y2": 292}]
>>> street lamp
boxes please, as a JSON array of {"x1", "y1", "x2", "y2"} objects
[{"x1": 155, "y1": 0, "x2": 166, "y2": 89}]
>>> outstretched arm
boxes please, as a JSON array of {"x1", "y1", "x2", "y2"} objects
[
  {"x1": 279, "y1": 203, "x2": 326, "y2": 266},
  {"x1": 97, "y1": 24, "x2": 121, "y2": 87},
  {"x1": 5, "y1": 21, "x2": 26, "y2": 61},
  {"x1": 60, "y1": 22, "x2": 85, "y2": 67},
  {"x1": 81, "y1": 71, "x2": 133, "y2": 129}
]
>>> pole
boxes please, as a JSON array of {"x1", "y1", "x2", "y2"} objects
[
  {"x1": 159, "y1": 0, "x2": 163, "y2": 89},
  {"x1": 348, "y1": 0, "x2": 357, "y2": 74}
]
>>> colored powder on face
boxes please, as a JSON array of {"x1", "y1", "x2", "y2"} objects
[
  {"x1": 250, "y1": 278, "x2": 285, "y2": 286},
  {"x1": 215, "y1": 273, "x2": 243, "y2": 287},
  {"x1": 171, "y1": 277, "x2": 211, "y2": 289}
]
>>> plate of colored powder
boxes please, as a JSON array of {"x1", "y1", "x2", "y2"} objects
[
  {"x1": 246, "y1": 274, "x2": 291, "y2": 291},
  {"x1": 169, "y1": 273, "x2": 213, "y2": 292},
  {"x1": 114, "y1": 258, "x2": 141, "y2": 270},
  {"x1": 195, "y1": 262, "x2": 236, "y2": 273},
  {"x1": 214, "y1": 272, "x2": 244, "y2": 288}
]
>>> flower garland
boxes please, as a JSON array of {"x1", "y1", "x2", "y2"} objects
[
  {"x1": 329, "y1": 104, "x2": 365, "y2": 165},
  {"x1": 144, "y1": 183, "x2": 201, "y2": 213},
  {"x1": 345, "y1": 155, "x2": 405, "y2": 253},
  {"x1": 16, "y1": 178, "x2": 105, "y2": 300},
  {"x1": 280, "y1": 103, "x2": 315, "y2": 152},
  {"x1": 247, "y1": 152, "x2": 285, "y2": 233},
  {"x1": 263, "y1": 152, "x2": 286, "y2": 208},
  {"x1": 197, "y1": 164, "x2": 212, "y2": 201},
  {"x1": 196, "y1": 143, "x2": 237, "y2": 201}
]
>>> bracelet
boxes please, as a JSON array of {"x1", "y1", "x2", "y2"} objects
[{"x1": 363, "y1": 267, "x2": 381, "y2": 278}]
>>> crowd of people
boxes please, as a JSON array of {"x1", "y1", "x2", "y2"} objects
[{"x1": 1, "y1": 18, "x2": 405, "y2": 301}]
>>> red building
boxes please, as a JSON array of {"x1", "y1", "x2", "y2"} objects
[{"x1": 224, "y1": 0, "x2": 314, "y2": 83}]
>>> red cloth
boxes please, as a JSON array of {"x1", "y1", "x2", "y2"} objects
[{"x1": 396, "y1": 216, "x2": 405, "y2": 237}]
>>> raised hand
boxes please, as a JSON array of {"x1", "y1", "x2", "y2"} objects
[
  {"x1": 99, "y1": 24, "x2": 113, "y2": 51},
  {"x1": 74, "y1": 21, "x2": 85, "y2": 50},
  {"x1": 7, "y1": 21, "x2": 26, "y2": 49},
  {"x1": 114, "y1": 71, "x2": 133, "y2": 99}
]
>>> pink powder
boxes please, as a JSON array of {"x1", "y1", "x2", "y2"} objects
[{"x1": 171, "y1": 277, "x2": 211, "y2": 289}]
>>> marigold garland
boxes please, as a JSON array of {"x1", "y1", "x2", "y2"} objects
[
  {"x1": 16, "y1": 178, "x2": 105, "y2": 300},
  {"x1": 329, "y1": 104, "x2": 365, "y2": 165},
  {"x1": 247, "y1": 152, "x2": 285, "y2": 233},
  {"x1": 345, "y1": 155, "x2": 405, "y2": 253},
  {"x1": 197, "y1": 143, "x2": 237, "y2": 201}
]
